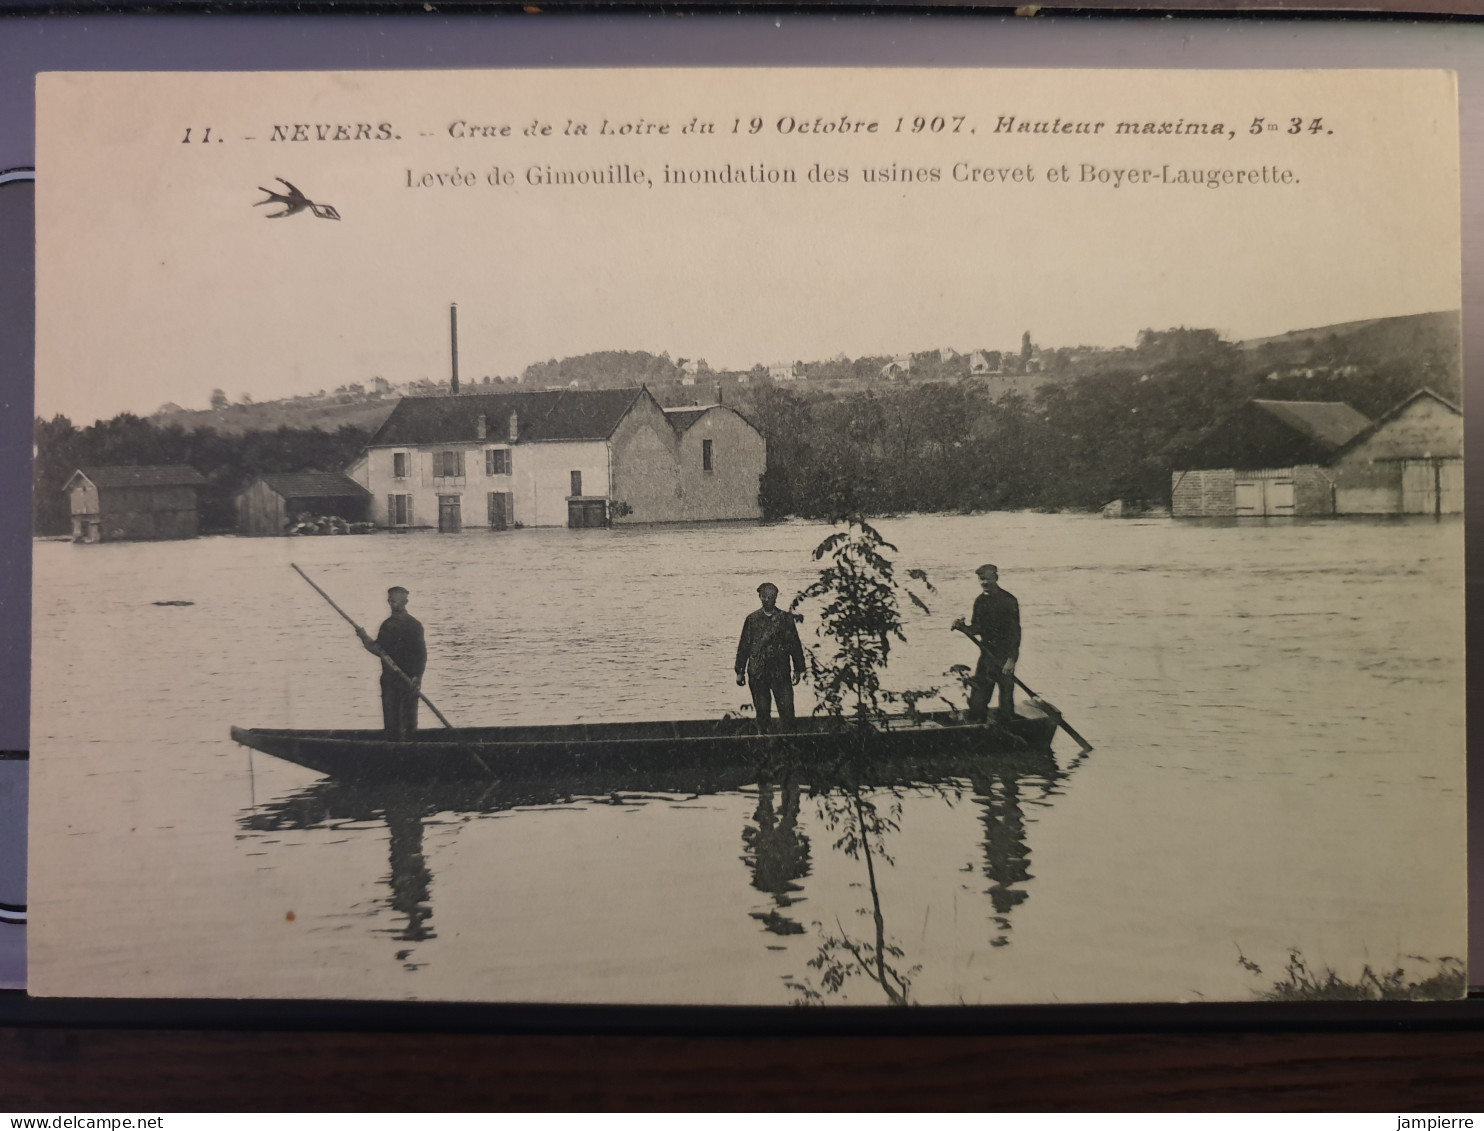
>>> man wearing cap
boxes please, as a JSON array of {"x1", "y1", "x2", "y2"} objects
[
  {"x1": 735, "y1": 582, "x2": 807, "y2": 734},
  {"x1": 357, "y1": 586, "x2": 427, "y2": 739},
  {"x1": 953, "y1": 564, "x2": 1020, "y2": 723}
]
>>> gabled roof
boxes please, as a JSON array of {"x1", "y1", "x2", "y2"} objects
[
  {"x1": 69, "y1": 465, "x2": 206, "y2": 490},
  {"x1": 663, "y1": 406, "x2": 716, "y2": 433},
  {"x1": 254, "y1": 471, "x2": 371, "y2": 499},
  {"x1": 1248, "y1": 400, "x2": 1372, "y2": 449},
  {"x1": 1181, "y1": 399, "x2": 1372, "y2": 472},
  {"x1": 367, "y1": 389, "x2": 647, "y2": 447},
  {"x1": 1328, "y1": 387, "x2": 1461, "y2": 460}
]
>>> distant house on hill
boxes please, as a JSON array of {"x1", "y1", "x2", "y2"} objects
[
  {"x1": 234, "y1": 472, "x2": 372, "y2": 536},
  {"x1": 768, "y1": 362, "x2": 798, "y2": 382},
  {"x1": 880, "y1": 355, "x2": 913, "y2": 379},
  {"x1": 64, "y1": 465, "x2": 207, "y2": 543},
  {"x1": 1172, "y1": 391, "x2": 1461, "y2": 517},
  {"x1": 969, "y1": 350, "x2": 995, "y2": 374},
  {"x1": 349, "y1": 387, "x2": 764, "y2": 530}
]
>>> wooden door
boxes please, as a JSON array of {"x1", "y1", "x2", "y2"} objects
[
  {"x1": 438, "y1": 495, "x2": 462, "y2": 533},
  {"x1": 1439, "y1": 460, "x2": 1464, "y2": 514},
  {"x1": 1265, "y1": 479, "x2": 1295, "y2": 516},
  {"x1": 1236, "y1": 475, "x2": 1294, "y2": 516},
  {"x1": 488, "y1": 491, "x2": 510, "y2": 531},
  {"x1": 1234, "y1": 479, "x2": 1260, "y2": 516},
  {"x1": 566, "y1": 499, "x2": 607, "y2": 528},
  {"x1": 1402, "y1": 460, "x2": 1438, "y2": 515}
]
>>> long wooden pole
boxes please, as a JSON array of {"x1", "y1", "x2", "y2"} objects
[
  {"x1": 952, "y1": 623, "x2": 1093, "y2": 752},
  {"x1": 290, "y1": 562, "x2": 455, "y2": 729}
]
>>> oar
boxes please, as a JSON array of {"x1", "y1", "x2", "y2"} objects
[
  {"x1": 290, "y1": 563, "x2": 493, "y2": 776},
  {"x1": 952, "y1": 623, "x2": 1093, "y2": 752}
]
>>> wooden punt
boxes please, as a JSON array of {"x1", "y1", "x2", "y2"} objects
[{"x1": 230, "y1": 710, "x2": 1059, "y2": 784}]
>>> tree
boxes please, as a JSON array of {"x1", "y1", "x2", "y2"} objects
[
  {"x1": 210, "y1": 389, "x2": 228, "y2": 411},
  {"x1": 789, "y1": 517, "x2": 935, "y2": 727},
  {"x1": 784, "y1": 517, "x2": 940, "y2": 1006}
]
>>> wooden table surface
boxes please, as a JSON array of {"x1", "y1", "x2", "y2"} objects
[{"x1": 4, "y1": 1024, "x2": 1484, "y2": 1109}]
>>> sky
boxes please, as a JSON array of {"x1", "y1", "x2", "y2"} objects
[{"x1": 34, "y1": 67, "x2": 1462, "y2": 422}]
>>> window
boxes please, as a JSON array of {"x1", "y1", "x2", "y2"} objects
[
  {"x1": 702, "y1": 439, "x2": 714, "y2": 472},
  {"x1": 486, "y1": 448, "x2": 511, "y2": 476},
  {"x1": 392, "y1": 452, "x2": 408, "y2": 479},
  {"x1": 570, "y1": 470, "x2": 582, "y2": 497},
  {"x1": 387, "y1": 494, "x2": 411, "y2": 526},
  {"x1": 435, "y1": 450, "x2": 465, "y2": 479}
]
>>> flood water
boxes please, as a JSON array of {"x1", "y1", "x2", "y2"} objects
[{"x1": 28, "y1": 512, "x2": 1465, "y2": 1004}]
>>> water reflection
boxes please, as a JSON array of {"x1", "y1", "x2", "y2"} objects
[
  {"x1": 741, "y1": 775, "x2": 812, "y2": 936},
  {"x1": 240, "y1": 741, "x2": 1082, "y2": 997}
]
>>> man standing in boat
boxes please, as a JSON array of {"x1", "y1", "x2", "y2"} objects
[
  {"x1": 357, "y1": 586, "x2": 427, "y2": 739},
  {"x1": 953, "y1": 564, "x2": 1020, "y2": 723},
  {"x1": 735, "y1": 582, "x2": 807, "y2": 734}
]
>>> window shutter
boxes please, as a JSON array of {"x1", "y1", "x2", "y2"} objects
[
  {"x1": 507, "y1": 491, "x2": 515, "y2": 526},
  {"x1": 456, "y1": 450, "x2": 466, "y2": 477},
  {"x1": 406, "y1": 495, "x2": 413, "y2": 527},
  {"x1": 387, "y1": 494, "x2": 394, "y2": 525}
]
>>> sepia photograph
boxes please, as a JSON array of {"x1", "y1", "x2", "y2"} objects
[{"x1": 26, "y1": 66, "x2": 1465, "y2": 1006}]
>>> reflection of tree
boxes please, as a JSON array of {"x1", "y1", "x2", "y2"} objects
[
  {"x1": 775, "y1": 747, "x2": 1071, "y2": 1005},
  {"x1": 741, "y1": 776, "x2": 811, "y2": 935},
  {"x1": 787, "y1": 783, "x2": 925, "y2": 1007}
]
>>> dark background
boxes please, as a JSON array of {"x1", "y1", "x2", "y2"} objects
[{"x1": 4, "y1": 5, "x2": 1484, "y2": 1108}]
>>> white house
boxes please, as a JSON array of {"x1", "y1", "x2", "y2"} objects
[{"x1": 349, "y1": 387, "x2": 765, "y2": 530}]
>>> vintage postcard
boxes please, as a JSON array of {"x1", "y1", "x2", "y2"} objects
[{"x1": 29, "y1": 68, "x2": 1464, "y2": 1004}]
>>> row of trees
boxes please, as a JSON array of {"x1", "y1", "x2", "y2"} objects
[
  {"x1": 33, "y1": 414, "x2": 371, "y2": 535},
  {"x1": 742, "y1": 322, "x2": 1455, "y2": 518}
]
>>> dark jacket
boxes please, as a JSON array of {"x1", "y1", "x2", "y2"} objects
[
  {"x1": 735, "y1": 607, "x2": 806, "y2": 680},
  {"x1": 375, "y1": 611, "x2": 427, "y2": 680},
  {"x1": 970, "y1": 587, "x2": 1020, "y2": 665}
]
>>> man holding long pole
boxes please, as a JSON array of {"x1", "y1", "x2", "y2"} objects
[
  {"x1": 953, "y1": 564, "x2": 1020, "y2": 724},
  {"x1": 357, "y1": 586, "x2": 427, "y2": 739}
]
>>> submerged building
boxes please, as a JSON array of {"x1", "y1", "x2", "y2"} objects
[
  {"x1": 234, "y1": 471, "x2": 372, "y2": 535},
  {"x1": 64, "y1": 465, "x2": 207, "y2": 542},
  {"x1": 1172, "y1": 390, "x2": 1462, "y2": 517},
  {"x1": 348, "y1": 387, "x2": 765, "y2": 530}
]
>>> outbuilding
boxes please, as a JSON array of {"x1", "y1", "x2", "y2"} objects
[
  {"x1": 1171, "y1": 399, "x2": 1372, "y2": 517},
  {"x1": 1327, "y1": 389, "x2": 1462, "y2": 515},
  {"x1": 235, "y1": 471, "x2": 373, "y2": 536},
  {"x1": 64, "y1": 465, "x2": 207, "y2": 543}
]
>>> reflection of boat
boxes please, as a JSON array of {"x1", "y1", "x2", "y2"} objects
[
  {"x1": 239, "y1": 741, "x2": 1073, "y2": 981},
  {"x1": 230, "y1": 711, "x2": 1059, "y2": 783}
]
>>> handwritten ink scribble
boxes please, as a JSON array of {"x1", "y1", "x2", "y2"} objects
[{"x1": 254, "y1": 178, "x2": 341, "y2": 221}]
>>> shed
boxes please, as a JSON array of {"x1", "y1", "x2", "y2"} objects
[
  {"x1": 64, "y1": 465, "x2": 207, "y2": 543},
  {"x1": 1328, "y1": 389, "x2": 1463, "y2": 514},
  {"x1": 235, "y1": 471, "x2": 373, "y2": 535},
  {"x1": 1172, "y1": 400, "x2": 1371, "y2": 518}
]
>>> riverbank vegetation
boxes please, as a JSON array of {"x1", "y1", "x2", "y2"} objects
[{"x1": 1241, "y1": 949, "x2": 1466, "y2": 1002}]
